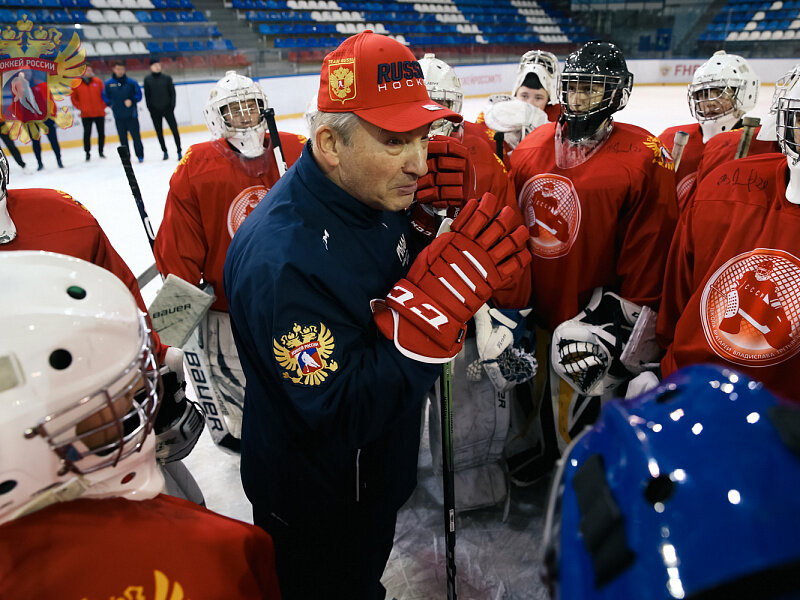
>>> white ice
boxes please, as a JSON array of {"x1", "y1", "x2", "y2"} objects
[{"x1": 9, "y1": 84, "x2": 774, "y2": 599}]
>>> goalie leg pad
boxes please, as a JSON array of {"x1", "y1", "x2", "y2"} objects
[{"x1": 201, "y1": 310, "x2": 246, "y2": 439}]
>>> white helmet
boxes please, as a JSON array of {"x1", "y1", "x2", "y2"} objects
[
  {"x1": 0, "y1": 251, "x2": 164, "y2": 525},
  {"x1": 204, "y1": 70, "x2": 269, "y2": 158},
  {"x1": 512, "y1": 50, "x2": 560, "y2": 106},
  {"x1": 483, "y1": 94, "x2": 548, "y2": 149},
  {"x1": 418, "y1": 53, "x2": 463, "y2": 136},
  {"x1": 688, "y1": 51, "x2": 760, "y2": 142},
  {"x1": 0, "y1": 147, "x2": 14, "y2": 244},
  {"x1": 758, "y1": 63, "x2": 800, "y2": 142}
]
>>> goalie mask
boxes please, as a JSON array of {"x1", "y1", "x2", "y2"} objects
[
  {"x1": 560, "y1": 41, "x2": 632, "y2": 144},
  {"x1": 204, "y1": 70, "x2": 269, "y2": 158},
  {"x1": 0, "y1": 251, "x2": 163, "y2": 525},
  {"x1": 777, "y1": 72, "x2": 800, "y2": 204},
  {"x1": 513, "y1": 50, "x2": 560, "y2": 109},
  {"x1": 418, "y1": 53, "x2": 463, "y2": 137},
  {"x1": 0, "y1": 146, "x2": 14, "y2": 244},
  {"x1": 688, "y1": 51, "x2": 759, "y2": 143},
  {"x1": 543, "y1": 364, "x2": 800, "y2": 599}
]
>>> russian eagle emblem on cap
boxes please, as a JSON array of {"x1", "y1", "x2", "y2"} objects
[
  {"x1": 329, "y1": 57, "x2": 356, "y2": 103},
  {"x1": 273, "y1": 322, "x2": 339, "y2": 385}
]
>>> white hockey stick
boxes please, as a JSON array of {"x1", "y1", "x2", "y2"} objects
[
  {"x1": 735, "y1": 116, "x2": 761, "y2": 159},
  {"x1": 671, "y1": 130, "x2": 689, "y2": 171}
]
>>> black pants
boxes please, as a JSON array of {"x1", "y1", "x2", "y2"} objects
[
  {"x1": 31, "y1": 118, "x2": 61, "y2": 167},
  {"x1": 0, "y1": 130, "x2": 24, "y2": 167},
  {"x1": 149, "y1": 109, "x2": 181, "y2": 154},
  {"x1": 114, "y1": 115, "x2": 144, "y2": 159},
  {"x1": 254, "y1": 500, "x2": 397, "y2": 600},
  {"x1": 82, "y1": 116, "x2": 105, "y2": 155}
]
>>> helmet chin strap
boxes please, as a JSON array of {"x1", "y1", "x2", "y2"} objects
[
  {"x1": 229, "y1": 128, "x2": 267, "y2": 158},
  {"x1": 0, "y1": 197, "x2": 16, "y2": 244},
  {"x1": 786, "y1": 159, "x2": 800, "y2": 205}
]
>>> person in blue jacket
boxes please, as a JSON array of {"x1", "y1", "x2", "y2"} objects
[
  {"x1": 224, "y1": 31, "x2": 531, "y2": 600},
  {"x1": 102, "y1": 60, "x2": 144, "y2": 162}
]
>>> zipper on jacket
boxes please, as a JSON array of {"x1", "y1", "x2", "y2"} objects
[{"x1": 355, "y1": 448, "x2": 361, "y2": 502}]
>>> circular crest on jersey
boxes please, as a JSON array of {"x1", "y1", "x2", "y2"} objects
[
  {"x1": 227, "y1": 184, "x2": 270, "y2": 237},
  {"x1": 518, "y1": 173, "x2": 581, "y2": 258},
  {"x1": 700, "y1": 248, "x2": 800, "y2": 366}
]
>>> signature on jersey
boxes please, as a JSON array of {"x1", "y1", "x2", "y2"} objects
[{"x1": 715, "y1": 167, "x2": 768, "y2": 192}]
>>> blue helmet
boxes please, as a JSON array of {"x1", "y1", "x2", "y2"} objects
[{"x1": 543, "y1": 364, "x2": 800, "y2": 600}]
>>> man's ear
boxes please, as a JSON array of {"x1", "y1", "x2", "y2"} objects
[{"x1": 314, "y1": 125, "x2": 341, "y2": 171}]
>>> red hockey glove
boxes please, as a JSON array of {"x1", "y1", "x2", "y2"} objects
[
  {"x1": 415, "y1": 136, "x2": 472, "y2": 210},
  {"x1": 372, "y1": 192, "x2": 531, "y2": 363}
]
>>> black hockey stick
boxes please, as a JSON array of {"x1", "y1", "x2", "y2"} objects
[
  {"x1": 118, "y1": 146, "x2": 155, "y2": 250},
  {"x1": 440, "y1": 359, "x2": 458, "y2": 600},
  {"x1": 117, "y1": 145, "x2": 241, "y2": 454},
  {"x1": 495, "y1": 131, "x2": 505, "y2": 161},
  {"x1": 264, "y1": 107, "x2": 288, "y2": 176}
]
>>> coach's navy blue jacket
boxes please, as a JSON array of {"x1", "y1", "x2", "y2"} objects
[
  {"x1": 224, "y1": 142, "x2": 439, "y2": 528},
  {"x1": 102, "y1": 74, "x2": 142, "y2": 120}
]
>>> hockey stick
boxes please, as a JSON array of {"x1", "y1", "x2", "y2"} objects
[
  {"x1": 671, "y1": 130, "x2": 689, "y2": 171},
  {"x1": 440, "y1": 359, "x2": 458, "y2": 600},
  {"x1": 495, "y1": 131, "x2": 505, "y2": 161},
  {"x1": 118, "y1": 145, "x2": 240, "y2": 453},
  {"x1": 264, "y1": 107, "x2": 288, "y2": 176},
  {"x1": 735, "y1": 116, "x2": 761, "y2": 159}
]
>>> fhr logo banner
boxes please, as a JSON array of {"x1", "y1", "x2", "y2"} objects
[{"x1": 0, "y1": 14, "x2": 85, "y2": 143}]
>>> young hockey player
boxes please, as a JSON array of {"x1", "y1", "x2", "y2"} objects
[
  {"x1": 0, "y1": 251, "x2": 281, "y2": 599},
  {"x1": 659, "y1": 50, "x2": 760, "y2": 209},
  {"x1": 154, "y1": 70, "x2": 306, "y2": 448},
  {"x1": 655, "y1": 74, "x2": 800, "y2": 403},
  {"x1": 508, "y1": 40, "x2": 678, "y2": 483},
  {"x1": 416, "y1": 52, "x2": 536, "y2": 514},
  {"x1": 224, "y1": 31, "x2": 530, "y2": 599}
]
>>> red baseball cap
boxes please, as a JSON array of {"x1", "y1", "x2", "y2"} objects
[{"x1": 318, "y1": 31, "x2": 462, "y2": 133}]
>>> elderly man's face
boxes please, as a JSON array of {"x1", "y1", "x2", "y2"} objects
[{"x1": 335, "y1": 119, "x2": 430, "y2": 212}]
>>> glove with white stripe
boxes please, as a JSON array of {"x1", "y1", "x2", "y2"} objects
[{"x1": 372, "y1": 192, "x2": 531, "y2": 363}]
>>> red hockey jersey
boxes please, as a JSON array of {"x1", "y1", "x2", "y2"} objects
[
  {"x1": 1, "y1": 188, "x2": 165, "y2": 359},
  {"x1": 510, "y1": 121, "x2": 678, "y2": 331},
  {"x1": 657, "y1": 153, "x2": 800, "y2": 402},
  {"x1": 694, "y1": 125, "x2": 781, "y2": 185},
  {"x1": 155, "y1": 132, "x2": 306, "y2": 312},
  {"x1": 0, "y1": 494, "x2": 282, "y2": 598},
  {"x1": 659, "y1": 123, "x2": 704, "y2": 209}
]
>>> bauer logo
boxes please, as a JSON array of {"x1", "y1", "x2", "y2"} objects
[
  {"x1": 273, "y1": 322, "x2": 339, "y2": 386},
  {"x1": 0, "y1": 14, "x2": 84, "y2": 143},
  {"x1": 328, "y1": 57, "x2": 356, "y2": 104},
  {"x1": 227, "y1": 185, "x2": 270, "y2": 237},
  {"x1": 700, "y1": 248, "x2": 800, "y2": 367},
  {"x1": 518, "y1": 174, "x2": 581, "y2": 259}
]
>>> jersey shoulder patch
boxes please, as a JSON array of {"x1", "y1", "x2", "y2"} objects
[
  {"x1": 642, "y1": 135, "x2": 675, "y2": 172},
  {"x1": 273, "y1": 321, "x2": 339, "y2": 386}
]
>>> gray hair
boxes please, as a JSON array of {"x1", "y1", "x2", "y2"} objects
[{"x1": 309, "y1": 111, "x2": 362, "y2": 150}]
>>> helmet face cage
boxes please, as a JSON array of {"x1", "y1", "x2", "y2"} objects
[
  {"x1": 777, "y1": 96, "x2": 800, "y2": 164},
  {"x1": 688, "y1": 81, "x2": 741, "y2": 121},
  {"x1": 560, "y1": 72, "x2": 628, "y2": 142},
  {"x1": 203, "y1": 72, "x2": 270, "y2": 158},
  {"x1": 771, "y1": 65, "x2": 800, "y2": 114},
  {"x1": 26, "y1": 312, "x2": 161, "y2": 478}
]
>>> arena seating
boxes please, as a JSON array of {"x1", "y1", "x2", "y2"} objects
[
  {"x1": 699, "y1": 0, "x2": 800, "y2": 44},
  {"x1": 239, "y1": 0, "x2": 590, "y2": 60},
  {"x1": 3, "y1": 1, "x2": 244, "y2": 72}
]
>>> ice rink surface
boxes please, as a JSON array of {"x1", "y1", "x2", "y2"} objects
[{"x1": 11, "y1": 83, "x2": 774, "y2": 599}]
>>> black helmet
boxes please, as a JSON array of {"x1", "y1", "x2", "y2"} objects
[{"x1": 560, "y1": 41, "x2": 633, "y2": 143}]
